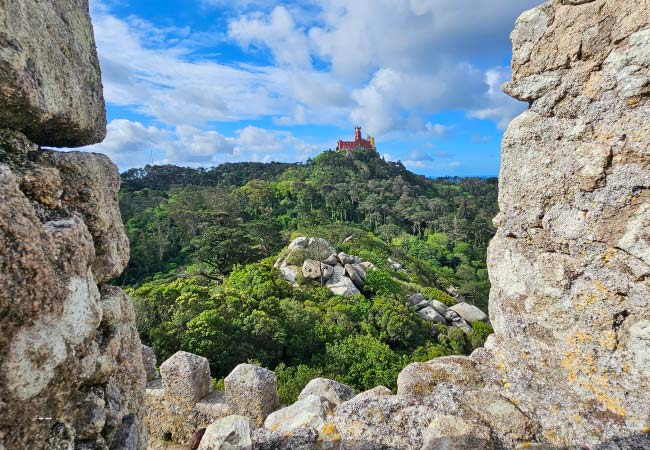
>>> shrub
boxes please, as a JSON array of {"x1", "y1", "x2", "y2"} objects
[
  {"x1": 420, "y1": 287, "x2": 457, "y2": 306},
  {"x1": 275, "y1": 363, "x2": 324, "y2": 405}
]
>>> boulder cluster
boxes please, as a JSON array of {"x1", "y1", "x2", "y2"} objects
[
  {"x1": 406, "y1": 294, "x2": 488, "y2": 332},
  {"x1": 146, "y1": 349, "x2": 539, "y2": 450},
  {"x1": 0, "y1": 1, "x2": 147, "y2": 449},
  {"x1": 274, "y1": 237, "x2": 375, "y2": 296}
]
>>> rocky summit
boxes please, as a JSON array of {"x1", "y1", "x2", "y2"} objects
[{"x1": 2, "y1": 0, "x2": 650, "y2": 449}]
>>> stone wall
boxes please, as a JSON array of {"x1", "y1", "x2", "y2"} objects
[
  {"x1": 489, "y1": 0, "x2": 650, "y2": 445},
  {"x1": 0, "y1": 1, "x2": 147, "y2": 449}
]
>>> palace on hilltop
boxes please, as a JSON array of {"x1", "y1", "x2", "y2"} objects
[{"x1": 336, "y1": 127, "x2": 376, "y2": 152}]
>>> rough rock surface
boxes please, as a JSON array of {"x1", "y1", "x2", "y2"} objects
[
  {"x1": 486, "y1": 0, "x2": 650, "y2": 446},
  {"x1": 302, "y1": 259, "x2": 334, "y2": 281},
  {"x1": 0, "y1": 0, "x2": 106, "y2": 147},
  {"x1": 0, "y1": 2, "x2": 145, "y2": 447},
  {"x1": 325, "y1": 264, "x2": 361, "y2": 296},
  {"x1": 142, "y1": 345, "x2": 160, "y2": 382},
  {"x1": 0, "y1": 145, "x2": 147, "y2": 450},
  {"x1": 198, "y1": 415, "x2": 252, "y2": 450},
  {"x1": 298, "y1": 378, "x2": 355, "y2": 407},
  {"x1": 224, "y1": 364, "x2": 280, "y2": 429},
  {"x1": 160, "y1": 351, "x2": 213, "y2": 404},
  {"x1": 145, "y1": 354, "x2": 230, "y2": 446},
  {"x1": 396, "y1": 356, "x2": 482, "y2": 397},
  {"x1": 263, "y1": 395, "x2": 335, "y2": 435},
  {"x1": 449, "y1": 302, "x2": 488, "y2": 323}
]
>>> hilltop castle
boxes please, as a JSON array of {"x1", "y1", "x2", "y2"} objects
[{"x1": 336, "y1": 126, "x2": 376, "y2": 152}]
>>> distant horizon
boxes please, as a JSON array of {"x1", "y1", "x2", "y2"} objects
[
  {"x1": 118, "y1": 150, "x2": 501, "y2": 179},
  {"x1": 78, "y1": 0, "x2": 541, "y2": 178}
]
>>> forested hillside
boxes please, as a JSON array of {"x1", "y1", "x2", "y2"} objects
[{"x1": 119, "y1": 149, "x2": 498, "y2": 400}]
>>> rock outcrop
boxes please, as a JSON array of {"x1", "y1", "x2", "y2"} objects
[
  {"x1": 487, "y1": 0, "x2": 650, "y2": 445},
  {"x1": 274, "y1": 237, "x2": 375, "y2": 296},
  {"x1": 406, "y1": 294, "x2": 486, "y2": 331},
  {"x1": 0, "y1": 2, "x2": 147, "y2": 449}
]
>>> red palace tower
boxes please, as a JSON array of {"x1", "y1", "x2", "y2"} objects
[{"x1": 336, "y1": 126, "x2": 376, "y2": 152}]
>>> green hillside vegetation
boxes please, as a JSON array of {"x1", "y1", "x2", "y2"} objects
[{"x1": 119, "y1": 149, "x2": 498, "y2": 402}]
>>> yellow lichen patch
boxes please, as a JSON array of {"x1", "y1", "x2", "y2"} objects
[
  {"x1": 574, "y1": 292, "x2": 598, "y2": 313},
  {"x1": 271, "y1": 422, "x2": 281, "y2": 432},
  {"x1": 598, "y1": 331, "x2": 617, "y2": 351},
  {"x1": 596, "y1": 392, "x2": 627, "y2": 418},
  {"x1": 563, "y1": 330, "x2": 629, "y2": 418},
  {"x1": 601, "y1": 249, "x2": 614, "y2": 265},
  {"x1": 628, "y1": 96, "x2": 641, "y2": 106},
  {"x1": 642, "y1": 426, "x2": 650, "y2": 434},
  {"x1": 318, "y1": 422, "x2": 342, "y2": 443},
  {"x1": 572, "y1": 415, "x2": 582, "y2": 424},
  {"x1": 594, "y1": 280, "x2": 607, "y2": 293}
]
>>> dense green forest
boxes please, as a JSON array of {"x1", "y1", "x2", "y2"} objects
[{"x1": 119, "y1": 149, "x2": 498, "y2": 402}]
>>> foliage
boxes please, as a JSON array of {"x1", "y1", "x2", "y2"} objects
[
  {"x1": 120, "y1": 149, "x2": 499, "y2": 393},
  {"x1": 275, "y1": 363, "x2": 323, "y2": 405}
]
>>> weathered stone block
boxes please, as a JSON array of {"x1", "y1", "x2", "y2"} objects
[
  {"x1": 160, "y1": 351, "x2": 213, "y2": 404},
  {"x1": 224, "y1": 364, "x2": 279, "y2": 429},
  {"x1": 298, "y1": 378, "x2": 355, "y2": 407},
  {"x1": 198, "y1": 415, "x2": 252, "y2": 450},
  {"x1": 0, "y1": 0, "x2": 106, "y2": 147},
  {"x1": 142, "y1": 345, "x2": 160, "y2": 382}
]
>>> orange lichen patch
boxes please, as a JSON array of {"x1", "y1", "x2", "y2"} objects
[{"x1": 642, "y1": 426, "x2": 650, "y2": 434}]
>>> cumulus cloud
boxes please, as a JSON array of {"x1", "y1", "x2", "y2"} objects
[
  {"x1": 225, "y1": 0, "x2": 536, "y2": 135},
  {"x1": 467, "y1": 67, "x2": 526, "y2": 130},
  {"x1": 87, "y1": 0, "x2": 536, "y2": 168},
  {"x1": 87, "y1": 120, "x2": 318, "y2": 169},
  {"x1": 228, "y1": 7, "x2": 312, "y2": 68},
  {"x1": 93, "y1": 13, "x2": 293, "y2": 125}
]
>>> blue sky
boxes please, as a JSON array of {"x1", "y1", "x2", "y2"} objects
[{"x1": 83, "y1": 0, "x2": 542, "y2": 177}]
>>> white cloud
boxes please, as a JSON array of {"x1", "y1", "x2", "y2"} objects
[
  {"x1": 228, "y1": 7, "x2": 312, "y2": 68},
  {"x1": 84, "y1": 119, "x2": 171, "y2": 167},
  {"x1": 93, "y1": 13, "x2": 294, "y2": 126},
  {"x1": 224, "y1": 0, "x2": 537, "y2": 135},
  {"x1": 87, "y1": 120, "x2": 318, "y2": 169},
  {"x1": 467, "y1": 67, "x2": 526, "y2": 130},
  {"x1": 87, "y1": 0, "x2": 537, "y2": 168}
]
